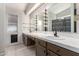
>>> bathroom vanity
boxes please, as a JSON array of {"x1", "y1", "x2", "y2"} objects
[
  {"x1": 35, "y1": 39, "x2": 79, "y2": 56},
  {"x1": 23, "y1": 32, "x2": 79, "y2": 56}
]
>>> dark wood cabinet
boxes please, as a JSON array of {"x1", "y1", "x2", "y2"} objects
[
  {"x1": 22, "y1": 34, "x2": 27, "y2": 46},
  {"x1": 36, "y1": 39, "x2": 46, "y2": 56},
  {"x1": 56, "y1": 46, "x2": 79, "y2": 56},
  {"x1": 36, "y1": 45, "x2": 46, "y2": 56},
  {"x1": 36, "y1": 38, "x2": 79, "y2": 56},
  {"x1": 23, "y1": 34, "x2": 79, "y2": 56},
  {"x1": 47, "y1": 50, "x2": 58, "y2": 56},
  {"x1": 26, "y1": 35, "x2": 35, "y2": 46},
  {"x1": 37, "y1": 39, "x2": 46, "y2": 47},
  {"x1": 47, "y1": 42, "x2": 79, "y2": 56},
  {"x1": 22, "y1": 34, "x2": 35, "y2": 46}
]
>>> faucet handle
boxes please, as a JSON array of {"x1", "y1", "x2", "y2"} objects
[{"x1": 54, "y1": 31, "x2": 58, "y2": 37}]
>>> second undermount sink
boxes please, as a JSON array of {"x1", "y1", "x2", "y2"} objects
[{"x1": 46, "y1": 36, "x2": 64, "y2": 40}]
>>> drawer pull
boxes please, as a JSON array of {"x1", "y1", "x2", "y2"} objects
[{"x1": 44, "y1": 50, "x2": 46, "y2": 53}]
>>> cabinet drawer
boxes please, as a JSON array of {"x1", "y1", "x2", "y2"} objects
[
  {"x1": 47, "y1": 50, "x2": 58, "y2": 56},
  {"x1": 47, "y1": 43, "x2": 79, "y2": 56},
  {"x1": 57, "y1": 47, "x2": 79, "y2": 56},
  {"x1": 47, "y1": 43, "x2": 60, "y2": 53},
  {"x1": 37, "y1": 39, "x2": 46, "y2": 47},
  {"x1": 26, "y1": 35, "x2": 35, "y2": 46}
]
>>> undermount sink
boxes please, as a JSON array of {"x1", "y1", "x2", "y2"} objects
[{"x1": 46, "y1": 36, "x2": 64, "y2": 40}]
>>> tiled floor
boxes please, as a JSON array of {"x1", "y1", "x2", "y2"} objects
[{"x1": 5, "y1": 44, "x2": 35, "y2": 56}]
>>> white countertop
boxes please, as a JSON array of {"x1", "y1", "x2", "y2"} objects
[{"x1": 24, "y1": 32, "x2": 79, "y2": 53}]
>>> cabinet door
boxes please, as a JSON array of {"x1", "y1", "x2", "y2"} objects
[
  {"x1": 22, "y1": 34, "x2": 27, "y2": 46},
  {"x1": 37, "y1": 39, "x2": 46, "y2": 47},
  {"x1": 47, "y1": 42, "x2": 79, "y2": 56},
  {"x1": 26, "y1": 35, "x2": 35, "y2": 46},
  {"x1": 47, "y1": 50, "x2": 58, "y2": 56},
  {"x1": 56, "y1": 47, "x2": 79, "y2": 56},
  {"x1": 36, "y1": 45, "x2": 46, "y2": 56}
]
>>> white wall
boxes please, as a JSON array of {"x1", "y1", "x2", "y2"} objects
[
  {"x1": 18, "y1": 13, "x2": 24, "y2": 44},
  {"x1": 0, "y1": 4, "x2": 25, "y2": 56},
  {"x1": 76, "y1": 4, "x2": 79, "y2": 33},
  {"x1": 0, "y1": 3, "x2": 6, "y2": 55},
  {"x1": 77, "y1": 20, "x2": 79, "y2": 33},
  {"x1": 22, "y1": 15, "x2": 30, "y2": 33},
  {"x1": 71, "y1": 4, "x2": 75, "y2": 33}
]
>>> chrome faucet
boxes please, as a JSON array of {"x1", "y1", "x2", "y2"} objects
[{"x1": 54, "y1": 31, "x2": 58, "y2": 37}]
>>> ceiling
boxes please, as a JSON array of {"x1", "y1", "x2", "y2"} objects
[
  {"x1": 6, "y1": 3, "x2": 70, "y2": 15},
  {"x1": 6, "y1": 3, "x2": 27, "y2": 12},
  {"x1": 6, "y1": 3, "x2": 36, "y2": 14}
]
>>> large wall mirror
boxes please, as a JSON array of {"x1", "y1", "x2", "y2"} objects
[{"x1": 30, "y1": 3, "x2": 74, "y2": 32}]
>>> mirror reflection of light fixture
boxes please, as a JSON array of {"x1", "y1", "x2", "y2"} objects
[
  {"x1": 44, "y1": 9, "x2": 48, "y2": 31},
  {"x1": 37, "y1": 20, "x2": 42, "y2": 31},
  {"x1": 38, "y1": 20, "x2": 42, "y2": 26},
  {"x1": 35, "y1": 15, "x2": 42, "y2": 31},
  {"x1": 35, "y1": 15, "x2": 37, "y2": 31}
]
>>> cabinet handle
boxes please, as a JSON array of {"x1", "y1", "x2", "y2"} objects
[{"x1": 44, "y1": 50, "x2": 46, "y2": 53}]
